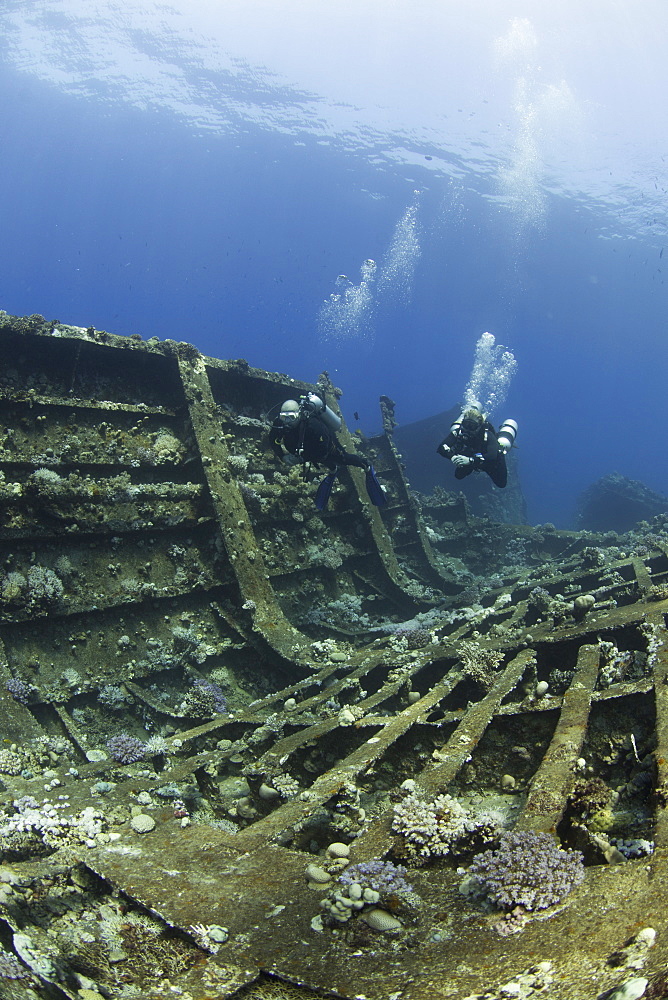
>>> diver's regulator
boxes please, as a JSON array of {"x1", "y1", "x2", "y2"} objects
[{"x1": 299, "y1": 392, "x2": 342, "y2": 433}]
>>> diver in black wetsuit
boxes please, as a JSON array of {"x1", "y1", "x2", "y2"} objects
[
  {"x1": 269, "y1": 394, "x2": 385, "y2": 508},
  {"x1": 437, "y1": 402, "x2": 517, "y2": 489}
]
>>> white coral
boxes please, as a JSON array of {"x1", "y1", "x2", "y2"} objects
[
  {"x1": 0, "y1": 797, "x2": 106, "y2": 849},
  {"x1": 392, "y1": 791, "x2": 493, "y2": 860}
]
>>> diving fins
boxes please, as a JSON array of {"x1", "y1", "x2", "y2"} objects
[
  {"x1": 315, "y1": 472, "x2": 337, "y2": 510},
  {"x1": 365, "y1": 465, "x2": 386, "y2": 506}
]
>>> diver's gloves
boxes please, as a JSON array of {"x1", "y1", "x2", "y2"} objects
[{"x1": 451, "y1": 454, "x2": 473, "y2": 469}]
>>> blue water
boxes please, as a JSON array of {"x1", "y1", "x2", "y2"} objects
[{"x1": 1, "y1": 1, "x2": 667, "y2": 527}]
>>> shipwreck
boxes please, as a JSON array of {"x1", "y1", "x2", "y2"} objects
[{"x1": 0, "y1": 312, "x2": 667, "y2": 999}]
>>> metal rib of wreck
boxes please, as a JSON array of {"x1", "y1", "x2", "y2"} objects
[{"x1": 0, "y1": 312, "x2": 667, "y2": 999}]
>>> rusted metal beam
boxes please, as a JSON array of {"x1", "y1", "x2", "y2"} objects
[
  {"x1": 175, "y1": 349, "x2": 310, "y2": 665},
  {"x1": 517, "y1": 643, "x2": 601, "y2": 834}
]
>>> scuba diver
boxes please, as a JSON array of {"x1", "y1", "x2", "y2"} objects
[
  {"x1": 437, "y1": 402, "x2": 517, "y2": 489},
  {"x1": 270, "y1": 393, "x2": 386, "y2": 509}
]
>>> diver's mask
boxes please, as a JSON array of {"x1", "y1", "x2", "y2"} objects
[
  {"x1": 279, "y1": 400, "x2": 300, "y2": 426},
  {"x1": 460, "y1": 410, "x2": 483, "y2": 440}
]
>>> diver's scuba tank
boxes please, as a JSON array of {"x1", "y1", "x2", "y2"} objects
[
  {"x1": 300, "y1": 392, "x2": 342, "y2": 433},
  {"x1": 497, "y1": 418, "x2": 518, "y2": 454}
]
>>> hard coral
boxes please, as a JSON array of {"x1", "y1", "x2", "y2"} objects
[
  {"x1": 468, "y1": 830, "x2": 584, "y2": 912},
  {"x1": 106, "y1": 734, "x2": 147, "y2": 764},
  {"x1": 567, "y1": 777, "x2": 613, "y2": 820},
  {"x1": 392, "y1": 790, "x2": 500, "y2": 862},
  {"x1": 26, "y1": 564, "x2": 64, "y2": 607},
  {"x1": 6, "y1": 676, "x2": 38, "y2": 704},
  {"x1": 1, "y1": 570, "x2": 26, "y2": 603},
  {"x1": 338, "y1": 860, "x2": 413, "y2": 896},
  {"x1": 391, "y1": 625, "x2": 432, "y2": 649},
  {"x1": 180, "y1": 677, "x2": 227, "y2": 717}
]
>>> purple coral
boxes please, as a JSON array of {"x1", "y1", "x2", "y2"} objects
[
  {"x1": 6, "y1": 677, "x2": 37, "y2": 705},
  {"x1": 178, "y1": 677, "x2": 227, "y2": 718},
  {"x1": 193, "y1": 677, "x2": 227, "y2": 712},
  {"x1": 468, "y1": 830, "x2": 584, "y2": 912},
  {"x1": 106, "y1": 734, "x2": 147, "y2": 764},
  {"x1": 393, "y1": 626, "x2": 432, "y2": 649},
  {"x1": 192, "y1": 677, "x2": 227, "y2": 714},
  {"x1": 339, "y1": 860, "x2": 413, "y2": 896}
]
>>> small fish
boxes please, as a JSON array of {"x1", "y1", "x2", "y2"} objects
[
  {"x1": 353, "y1": 411, "x2": 359, "y2": 421},
  {"x1": 661, "y1": 248, "x2": 664, "y2": 258}
]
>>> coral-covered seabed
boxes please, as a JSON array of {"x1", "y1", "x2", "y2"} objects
[{"x1": 0, "y1": 312, "x2": 668, "y2": 999}]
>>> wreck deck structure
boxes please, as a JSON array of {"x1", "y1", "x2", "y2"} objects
[{"x1": 0, "y1": 313, "x2": 668, "y2": 999}]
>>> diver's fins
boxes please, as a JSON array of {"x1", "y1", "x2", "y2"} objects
[
  {"x1": 365, "y1": 465, "x2": 386, "y2": 506},
  {"x1": 315, "y1": 472, "x2": 337, "y2": 510}
]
